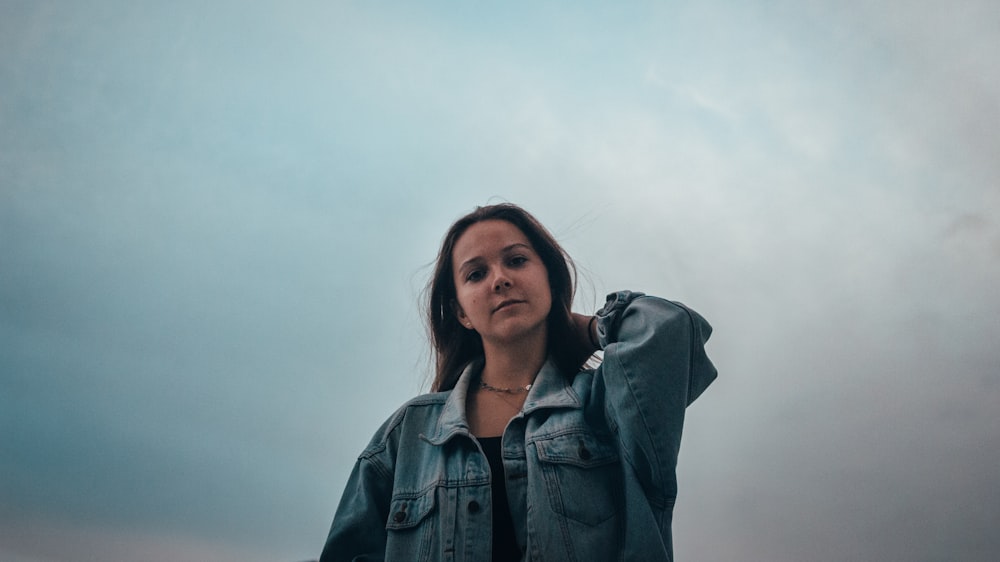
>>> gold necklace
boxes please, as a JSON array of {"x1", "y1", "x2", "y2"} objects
[{"x1": 479, "y1": 380, "x2": 532, "y2": 394}]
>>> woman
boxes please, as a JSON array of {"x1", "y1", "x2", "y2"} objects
[{"x1": 320, "y1": 203, "x2": 717, "y2": 561}]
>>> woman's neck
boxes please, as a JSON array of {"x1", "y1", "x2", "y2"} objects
[{"x1": 480, "y1": 332, "x2": 548, "y2": 387}]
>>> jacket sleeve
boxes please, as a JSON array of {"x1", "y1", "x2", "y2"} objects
[
  {"x1": 594, "y1": 291, "x2": 717, "y2": 507},
  {"x1": 319, "y1": 448, "x2": 393, "y2": 562}
]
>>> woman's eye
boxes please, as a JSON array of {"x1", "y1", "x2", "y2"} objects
[
  {"x1": 509, "y1": 256, "x2": 527, "y2": 267},
  {"x1": 467, "y1": 270, "x2": 485, "y2": 282}
]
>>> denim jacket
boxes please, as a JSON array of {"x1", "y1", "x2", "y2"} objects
[{"x1": 320, "y1": 291, "x2": 717, "y2": 561}]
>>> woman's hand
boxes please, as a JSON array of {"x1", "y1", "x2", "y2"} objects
[{"x1": 572, "y1": 312, "x2": 600, "y2": 353}]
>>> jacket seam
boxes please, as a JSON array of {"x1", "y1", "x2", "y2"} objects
[{"x1": 361, "y1": 397, "x2": 450, "y2": 456}]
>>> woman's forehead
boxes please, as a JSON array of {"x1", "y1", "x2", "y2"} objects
[{"x1": 452, "y1": 220, "x2": 533, "y2": 262}]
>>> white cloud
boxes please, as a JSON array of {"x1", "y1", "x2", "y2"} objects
[{"x1": 2, "y1": 2, "x2": 998, "y2": 561}]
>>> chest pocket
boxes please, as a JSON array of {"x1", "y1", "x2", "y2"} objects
[
  {"x1": 384, "y1": 488, "x2": 436, "y2": 559},
  {"x1": 534, "y1": 431, "x2": 622, "y2": 526}
]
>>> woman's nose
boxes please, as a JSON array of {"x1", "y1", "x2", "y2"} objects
[{"x1": 493, "y1": 277, "x2": 512, "y2": 292}]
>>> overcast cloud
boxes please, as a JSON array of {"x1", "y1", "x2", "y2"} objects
[{"x1": 2, "y1": 1, "x2": 998, "y2": 561}]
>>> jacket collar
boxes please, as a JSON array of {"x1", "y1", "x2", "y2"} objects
[
  {"x1": 423, "y1": 357, "x2": 581, "y2": 446},
  {"x1": 423, "y1": 360, "x2": 478, "y2": 445},
  {"x1": 522, "y1": 357, "x2": 582, "y2": 413}
]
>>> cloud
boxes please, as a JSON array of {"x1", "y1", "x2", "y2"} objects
[{"x1": 2, "y1": 2, "x2": 998, "y2": 561}]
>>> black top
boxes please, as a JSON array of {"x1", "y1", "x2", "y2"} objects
[{"x1": 478, "y1": 436, "x2": 521, "y2": 561}]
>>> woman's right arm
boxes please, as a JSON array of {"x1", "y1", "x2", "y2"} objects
[{"x1": 320, "y1": 453, "x2": 392, "y2": 562}]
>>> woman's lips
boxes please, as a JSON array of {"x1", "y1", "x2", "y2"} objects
[{"x1": 493, "y1": 300, "x2": 525, "y2": 312}]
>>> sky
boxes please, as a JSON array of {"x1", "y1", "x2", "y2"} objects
[{"x1": 1, "y1": 1, "x2": 998, "y2": 561}]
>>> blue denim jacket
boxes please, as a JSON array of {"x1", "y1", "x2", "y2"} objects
[{"x1": 321, "y1": 292, "x2": 716, "y2": 561}]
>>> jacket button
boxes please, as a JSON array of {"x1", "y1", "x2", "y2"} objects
[
  {"x1": 467, "y1": 500, "x2": 481, "y2": 513},
  {"x1": 578, "y1": 445, "x2": 592, "y2": 461},
  {"x1": 393, "y1": 510, "x2": 406, "y2": 523}
]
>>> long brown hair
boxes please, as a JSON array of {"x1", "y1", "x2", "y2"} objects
[{"x1": 427, "y1": 203, "x2": 591, "y2": 391}]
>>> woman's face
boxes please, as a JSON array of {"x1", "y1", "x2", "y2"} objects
[{"x1": 451, "y1": 219, "x2": 552, "y2": 346}]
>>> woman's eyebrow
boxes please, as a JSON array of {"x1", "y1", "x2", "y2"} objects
[
  {"x1": 457, "y1": 256, "x2": 485, "y2": 273},
  {"x1": 502, "y1": 243, "x2": 532, "y2": 253}
]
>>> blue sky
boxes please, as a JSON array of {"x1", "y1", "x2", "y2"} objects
[{"x1": 2, "y1": 1, "x2": 998, "y2": 560}]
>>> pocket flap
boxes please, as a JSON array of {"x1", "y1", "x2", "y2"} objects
[
  {"x1": 385, "y1": 488, "x2": 436, "y2": 530},
  {"x1": 535, "y1": 432, "x2": 618, "y2": 468}
]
